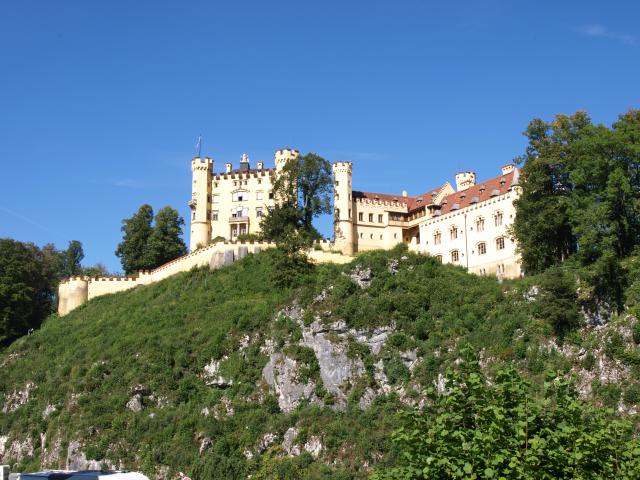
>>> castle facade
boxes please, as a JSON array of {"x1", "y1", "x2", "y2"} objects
[
  {"x1": 188, "y1": 147, "x2": 522, "y2": 279},
  {"x1": 333, "y1": 162, "x2": 522, "y2": 278},
  {"x1": 188, "y1": 148, "x2": 299, "y2": 250}
]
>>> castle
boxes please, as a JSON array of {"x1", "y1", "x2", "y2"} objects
[
  {"x1": 188, "y1": 148, "x2": 522, "y2": 278},
  {"x1": 58, "y1": 147, "x2": 521, "y2": 316}
]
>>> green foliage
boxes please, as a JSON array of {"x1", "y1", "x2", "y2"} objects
[
  {"x1": 115, "y1": 204, "x2": 187, "y2": 274},
  {"x1": 0, "y1": 239, "x2": 58, "y2": 344},
  {"x1": 3, "y1": 248, "x2": 640, "y2": 478},
  {"x1": 532, "y1": 268, "x2": 581, "y2": 337},
  {"x1": 260, "y1": 152, "x2": 332, "y2": 249},
  {"x1": 144, "y1": 206, "x2": 187, "y2": 268},
  {"x1": 58, "y1": 240, "x2": 85, "y2": 278},
  {"x1": 115, "y1": 204, "x2": 154, "y2": 274},
  {"x1": 513, "y1": 109, "x2": 640, "y2": 310},
  {"x1": 373, "y1": 347, "x2": 640, "y2": 480}
]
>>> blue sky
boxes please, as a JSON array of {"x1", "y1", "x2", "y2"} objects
[{"x1": 1, "y1": 0, "x2": 638, "y2": 273}]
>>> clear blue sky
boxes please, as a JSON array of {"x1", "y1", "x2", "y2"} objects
[{"x1": 1, "y1": 1, "x2": 638, "y2": 273}]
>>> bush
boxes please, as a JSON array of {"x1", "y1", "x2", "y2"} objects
[{"x1": 533, "y1": 268, "x2": 581, "y2": 337}]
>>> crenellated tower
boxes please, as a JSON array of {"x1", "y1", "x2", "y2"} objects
[
  {"x1": 332, "y1": 162, "x2": 354, "y2": 255},
  {"x1": 189, "y1": 156, "x2": 213, "y2": 251},
  {"x1": 274, "y1": 147, "x2": 299, "y2": 172}
]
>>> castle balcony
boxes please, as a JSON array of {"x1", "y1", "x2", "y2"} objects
[
  {"x1": 388, "y1": 219, "x2": 405, "y2": 227},
  {"x1": 229, "y1": 216, "x2": 250, "y2": 223},
  {"x1": 187, "y1": 199, "x2": 197, "y2": 210}
]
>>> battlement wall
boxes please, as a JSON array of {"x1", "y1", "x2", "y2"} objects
[{"x1": 58, "y1": 240, "x2": 322, "y2": 316}]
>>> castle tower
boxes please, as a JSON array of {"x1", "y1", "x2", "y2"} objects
[
  {"x1": 332, "y1": 162, "x2": 354, "y2": 255},
  {"x1": 189, "y1": 156, "x2": 213, "y2": 251},
  {"x1": 274, "y1": 148, "x2": 299, "y2": 172}
]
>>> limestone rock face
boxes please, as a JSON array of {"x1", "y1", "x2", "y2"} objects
[
  {"x1": 2, "y1": 382, "x2": 36, "y2": 413},
  {"x1": 126, "y1": 394, "x2": 144, "y2": 412},
  {"x1": 202, "y1": 357, "x2": 233, "y2": 388},
  {"x1": 0, "y1": 436, "x2": 33, "y2": 463},
  {"x1": 350, "y1": 265, "x2": 372, "y2": 289},
  {"x1": 66, "y1": 440, "x2": 103, "y2": 471},
  {"x1": 282, "y1": 427, "x2": 300, "y2": 456},
  {"x1": 262, "y1": 353, "x2": 318, "y2": 413}
]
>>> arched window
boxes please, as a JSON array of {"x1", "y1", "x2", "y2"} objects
[
  {"x1": 450, "y1": 250, "x2": 459, "y2": 262},
  {"x1": 433, "y1": 230, "x2": 442, "y2": 245},
  {"x1": 435, "y1": 254, "x2": 442, "y2": 263},
  {"x1": 477, "y1": 242, "x2": 486, "y2": 255},
  {"x1": 476, "y1": 216, "x2": 485, "y2": 232},
  {"x1": 496, "y1": 236, "x2": 505, "y2": 250},
  {"x1": 494, "y1": 210, "x2": 503, "y2": 227},
  {"x1": 450, "y1": 226, "x2": 458, "y2": 240}
]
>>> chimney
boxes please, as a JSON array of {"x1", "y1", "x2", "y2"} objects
[
  {"x1": 225, "y1": 162, "x2": 232, "y2": 174},
  {"x1": 455, "y1": 171, "x2": 476, "y2": 192},
  {"x1": 402, "y1": 190, "x2": 408, "y2": 197},
  {"x1": 257, "y1": 161, "x2": 264, "y2": 170},
  {"x1": 501, "y1": 163, "x2": 515, "y2": 175}
]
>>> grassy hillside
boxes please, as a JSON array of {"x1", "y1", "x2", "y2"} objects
[{"x1": 1, "y1": 247, "x2": 638, "y2": 479}]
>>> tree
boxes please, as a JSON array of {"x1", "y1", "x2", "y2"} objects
[
  {"x1": 261, "y1": 152, "x2": 332, "y2": 246},
  {"x1": 373, "y1": 347, "x2": 640, "y2": 479},
  {"x1": 512, "y1": 112, "x2": 590, "y2": 274},
  {"x1": 82, "y1": 263, "x2": 110, "y2": 277},
  {"x1": 115, "y1": 204, "x2": 154, "y2": 274},
  {"x1": 144, "y1": 206, "x2": 188, "y2": 268},
  {"x1": 59, "y1": 240, "x2": 85, "y2": 278},
  {"x1": 0, "y1": 239, "x2": 56, "y2": 344}
]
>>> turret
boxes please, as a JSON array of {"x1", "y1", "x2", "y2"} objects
[
  {"x1": 274, "y1": 148, "x2": 299, "y2": 171},
  {"x1": 189, "y1": 156, "x2": 213, "y2": 251},
  {"x1": 455, "y1": 171, "x2": 476, "y2": 191},
  {"x1": 332, "y1": 162, "x2": 354, "y2": 255},
  {"x1": 58, "y1": 277, "x2": 89, "y2": 316}
]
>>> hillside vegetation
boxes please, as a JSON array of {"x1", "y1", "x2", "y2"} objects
[{"x1": 1, "y1": 247, "x2": 639, "y2": 478}]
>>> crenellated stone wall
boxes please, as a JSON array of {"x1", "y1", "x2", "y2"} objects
[{"x1": 58, "y1": 240, "x2": 352, "y2": 316}]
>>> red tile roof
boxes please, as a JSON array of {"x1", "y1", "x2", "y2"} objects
[
  {"x1": 437, "y1": 170, "x2": 517, "y2": 215},
  {"x1": 353, "y1": 184, "x2": 448, "y2": 211}
]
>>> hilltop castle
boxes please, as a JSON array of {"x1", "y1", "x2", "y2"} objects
[
  {"x1": 58, "y1": 147, "x2": 521, "y2": 316},
  {"x1": 189, "y1": 148, "x2": 522, "y2": 278}
]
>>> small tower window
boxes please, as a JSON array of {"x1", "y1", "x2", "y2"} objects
[
  {"x1": 369, "y1": 213, "x2": 374, "y2": 222},
  {"x1": 378, "y1": 214, "x2": 383, "y2": 223},
  {"x1": 358, "y1": 212, "x2": 363, "y2": 221},
  {"x1": 212, "y1": 211, "x2": 219, "y2": 221}
]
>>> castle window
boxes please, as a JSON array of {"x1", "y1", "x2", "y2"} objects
[
  {"x1": 496, "y1": 237, "x2": 505, "y2": 250},
  {"x1": 380, "y1": 234, "x2": 383, "y2": 240},
  {"x1": 433, "y1": 230, "x2": 442, "y2": 245},
  {"x1": 212, "y1": 195, "x2": 220, "y2": 204},
  {"x1": 450, "y1": 226, "x2": 458, "y2": 240},
  {"x1": 256, "y1": 191, "x2": 263, "y2": 201},
  {"x1": 191, "y1": 212, "x2": 195, "y2": 220},
  {"x1": 335, "y1": 180, "x2": 339, "y2": 186},
  {"x1": 451, "y1": 250, "x2": 459, "y2": 263},
  {"x1": 360, "y1": 233, "x2": 363, "y2": 239},
  {"x1": 258, "y1": 179, "x2": 262, "y2": 184},
  {"x1": 269, "y1": 191, "x2": 274, "y2": 200},
  {"x1": 477, "y1": 242, "x2": 486, "y2": 255},
  {"x1": 494, "y1": 211, "x2": 503, "y2": 226},
  {"x1": 369, "y1": 213, "x2": 374, "y2": 222},
  {"x1": 212, "y1": 211, "x2": 219, "y2": 221},
  {"x1": 336, "y1": 193, "x2": 339, "y2": 200},
  {"x1": 358, "y1": 212, "x2": 363, "y2": 221},
  {"x1": 256, "y1": 207, "x2": 263, "y2": 218},
  {"x1": 435, "y1": 255, "x2": 442, "y2": 263},
  {"x1": 348, "y1": 209, "x2": 352, "y2": 218},
  {"x1": 232, "y1": 191, "x2": 247, "y2": 202},
  {"x1": 378, "y1": 214, "x2": 383, "y2": 223},
  {"x1": 214, "y1": 182, "x2": 218, "y2": 188},
  {"x1": 370, "y1": 234, "x2": 373, "y2": 239},
  {"x1": 394, "y1": 233, "x2": 397, "y2": 239},
  {"x1": 476, "y1": 217, "x2": 485, "y2": 232}
]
